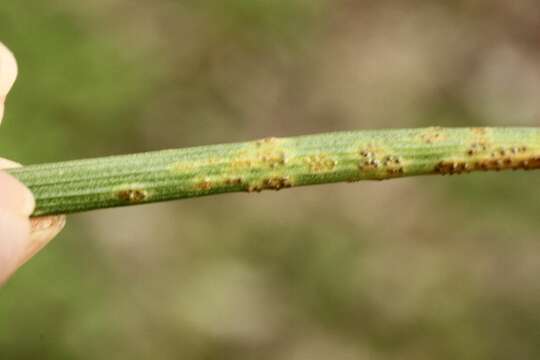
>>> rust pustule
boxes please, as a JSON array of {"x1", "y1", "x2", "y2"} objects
[
  {"x1": 358, "y1": 148, "x2": 382, "y2": 171},
  {"x1": 466, "y1": 143, "x2": 488, "y2": 156},
  {"x1": 195, "y1": 177, "x2": 213, "y2": 191},
  {"x1": 386, "y1": 168, "x2": 404, "y2": 176},
  {"x1": 419, "y1": 127, "x2": 446, "y2": 144},
  {"x1": 224, "y1": 177, "x2": 243, "y2": 186},
  {"x1": 260, "y1": 151, "x2": 286, "y2": 168},
  {"x1": 262, "y1": 176, "x2": 292, "y2": 191},
  {"x1": 381, "y1": 155, "x2": 404, "y2": 177},
  {"x1": 359, "y1": 151, "x2": 373, "y2": 158},
  {"x1": 234, "y1": 138, "x2": 287, "y2": 171},
  {"x1": 116, "y1": 188, "x2": 148, "y2": 203},
  {"x1": 246, "y1": 176, "x2": 292, "y2": 192},
  {"x1": 435, "y1": 153, "x2": 540, "y2": 175},
  {"x1": 434, "y1": 161, "x2": 470, "y2": 175},
  {"x1": 359, "y1": 159, "x2": 381, "y2": 170},
  {"x1": 383, "y1": 155, "x2": 401, "y2": 166}
]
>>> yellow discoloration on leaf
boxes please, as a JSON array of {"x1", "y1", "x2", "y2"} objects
[
  {"x1": 469, "y1": 127, "x2": 493, "y2": 150},
  {"x1": 418, "y1": 127, "x2": 447, "y2": 144},
  {"x1": 170, "y1": 161, "x2": 196, "y2": 173},
  {"x1": 230, "y1": 158, "x2": 253, "y2": 170},
  {"x1": 259, "y1": 151, "x2": 286, "y2": 169},
  {"x1": 230, "y1": 139, "x2": 287, "y2": 172},
  {"x1": 471, "y1": 127, "x2": 488, "y2": 136},
  {"x1": 305, "y1": 154, "x2": 337, "y2": 172}
]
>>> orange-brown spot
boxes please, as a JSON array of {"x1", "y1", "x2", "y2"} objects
[
  {"x1": 420, "y1": 127, "x2": 447, "y2": 144},
  {"x1": 386, "y1": 168, "x2": 405, "y2": 176},
  {"x1": 246, "y1": 176, "x2": 292, "y2": 192},
  {"x1": 116, "y1": 189, "x2": 148, "y2": 203},
  {"x1": 224, "y1": 178, "x2": 244, "y2": 186},
  {"x1": 261, "y1": 176, "x2": 292, "y2": 191},
  {"x1": 195, "y1": 178, "x2": 213, "y2": 191},
  {"x1": 435, "y1": 151, "x2": 540, "y2": 175},
  {"x1": 434, "y1": 161, "x2": 469, "y2": 175},
  {"x1": 467, "y1": 143, "x2": 489, "y2": 156}
]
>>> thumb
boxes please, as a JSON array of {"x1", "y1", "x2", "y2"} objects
[
  {"x1": 0, "y1": 169, "x2": 35, "y2": 284},
  {"x1": 0, "y1": 42, "x2": 18, "y2": 122},
  {"x1": 0, "y1": 159, "x2": 65, "y2": 284}
]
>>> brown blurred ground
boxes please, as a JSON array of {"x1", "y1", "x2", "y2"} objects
[{"x1": 1, "y1": 1, "x2": 540, "y2": 359}]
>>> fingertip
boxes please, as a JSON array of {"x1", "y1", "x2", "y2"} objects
[
  {"x1": 0, "y1": 171, "x2": 36, "y2": 218},
  {"x1": 0, "y1": 42, "x2": 18, "y2": 100},
  {"x1": 0, "y1": 209, "x2": 32, "y2": 284}
]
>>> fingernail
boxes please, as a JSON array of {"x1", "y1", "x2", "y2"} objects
[
  {"x1": 0, "y1": 172, "x2": 35, "y2": 217},
  {"x1": 16, "y1": 215, "x2": 66, "y2": 268}
]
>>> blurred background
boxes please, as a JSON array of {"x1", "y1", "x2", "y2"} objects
[{"x1": 2, "y1": 1, "x2": 540, "y2": 358}]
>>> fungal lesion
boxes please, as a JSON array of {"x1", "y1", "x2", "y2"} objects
[
  {"x1": 255, "y1": 137, "x2": 287, "y2": 169},
  {"x1": 230, "y1": 138, "x2": 287, "y2": 172},
  {"x1": 419, "y1": 127, "x2": 447, "y2": 144},
  {"x1": 358, "y1": 147, "x2": 405, "y2": 179},
  {"x1": 434, "y1": 161, "x2": 472, "y2": 175},
  {"x1": 246, "y1": 176, "x2": 292, "y2": 193},
  {"x1": 195, "y1": 177, "x2": 213, "y2": 191},
  {"x1": 224, "y1": 177, "x2": 244, "y2": 187},
  {"x1": 382, "y1": 155, "x2": 405, "y2": 177},
  {"x1": 466, "y1": 142, "x2": 489, "y2": 156},
  {"x1": 359, "y1": 149, "x2": 381, "y2": 171},
  {"x1": 435, "y1": 145, "x2": 540, "y2": 175},
  {"x1": 305, "y1": 154, "x2": 337, "y2": 172},
  {"x1": 197, "y1": 176, "x2": 247, "y2": 192},
  {"x1": 260, "y1": 151, "x2": 286, "y2": 169},
  {"x1": 115, "y1": 187, "x2": 149, "y2": 203}
]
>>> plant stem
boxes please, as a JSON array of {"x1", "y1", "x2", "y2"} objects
[{"x1": 8, "y1": 127, "x2": 540, "y2": 217}]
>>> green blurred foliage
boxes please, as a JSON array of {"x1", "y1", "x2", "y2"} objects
[{"x1": 2, "y1": 1, "x2": 540, "y2": 359}]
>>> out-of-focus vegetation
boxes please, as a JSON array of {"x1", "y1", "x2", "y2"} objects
[{"x1": 2, "y1": 1, "x2": 540, "y2": 359}]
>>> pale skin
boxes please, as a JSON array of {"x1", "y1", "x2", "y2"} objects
[{"x1": 0, "y1": 43, "x2": 65, "y2": 284}]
